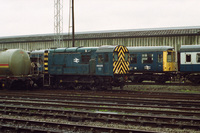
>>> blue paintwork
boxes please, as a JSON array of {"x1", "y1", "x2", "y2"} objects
[
  {"x1": 180, "y1": 64, "x2": 200, "y2": 72},
  {"x1": 48, "y1": 47, "x2": 115, "y2": 76},
  {"x1": 95, "y1": 53, "x2": 113, "y2": 76},
  {"x1": 129, "y1": 51, "x2": 163, "y2": 72}
]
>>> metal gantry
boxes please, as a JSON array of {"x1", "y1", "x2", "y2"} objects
[{"x1": 54, "y1": 0, "x2": 64, "y2": 47}]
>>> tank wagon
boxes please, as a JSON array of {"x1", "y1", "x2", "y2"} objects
[
  {"x1": 0, "y1": 49, "x2": 31, "y2": 89},
  {"x1": 30, "y1": 45, "x2": 130, "y2": 90},
  {"x1": 127, "y1": 46, "x2": 177, "y2": 83},
  {"x1": 180, "y1": 45, "x2": 200, "y2": 83}
]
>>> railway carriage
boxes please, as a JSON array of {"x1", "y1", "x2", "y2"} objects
[
  {"x1": 127, "y1": 46, "x2": 177, "y2": 83},
  {"x1": 180, "y1": 45, "x2": 200, "y2": 83}
]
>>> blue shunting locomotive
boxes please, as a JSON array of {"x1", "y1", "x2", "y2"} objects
[
  {"x1": 30, "y1": 45, "x2": 130, "y2": 90},
  {"x1": 127, "y1": 46, "x2": 177, "y2": 83},
  {"x1": 180, "y1": 45, "x2": 200, "y2": 83}
]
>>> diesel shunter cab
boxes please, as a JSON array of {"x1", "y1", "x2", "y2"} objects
[{"x1": 42, "y1": 45, "x2": 130, "y2": 90}]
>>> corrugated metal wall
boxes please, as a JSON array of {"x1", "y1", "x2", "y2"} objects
[
  {"x1": 68, "y1": 35, "x2": 200, "y2": 51},
  {"x1": 1, "y1": 35, "x2": 200, "y2": 51}
]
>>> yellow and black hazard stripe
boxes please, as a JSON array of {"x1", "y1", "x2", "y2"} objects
[
  {"x1": 113, "y1": 45, "x2": 130, "y2": 74},
  {"x1": 44, "y1": 50, "x2": 49, "y2": 74}
]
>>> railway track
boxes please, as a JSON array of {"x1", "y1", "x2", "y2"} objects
[
  {"x1": 0, "y1": 98, "x2": 200, "y2": 116},
  {"x1": 125, "y1": 81, "x2": 200, "y2": 86},
  {"x1": 1, "y1": 104, "x2": 200, "y2": 130},
  {"x1": 0, "y1": 90, "x2": 199, "y2": 132}
]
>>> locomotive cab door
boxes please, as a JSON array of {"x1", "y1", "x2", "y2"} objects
[
  {"x1": 96, "y1": 53, "x2": 109, "y2": 75},
  {"x1": 103, "y1": 53, "x2": 109, "y2": 74}
]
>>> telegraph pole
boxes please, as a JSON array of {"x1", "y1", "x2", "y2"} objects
[
  {"x1": 69, "y1": 0, "x2": 75, "y2": 47},
  {"x1": 72, "y1": 0, "x2": 75, "y2": 47}
]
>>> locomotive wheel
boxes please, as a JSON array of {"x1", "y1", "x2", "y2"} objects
[
  {"x1": 90, "y1": 86, "x2": 98, "y2": 91},
  {"x1": 137, "y1": 79, "x2": 143, "y2": 83}
]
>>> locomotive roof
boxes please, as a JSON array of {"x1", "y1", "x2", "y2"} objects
[
  {"x1": 180, "y1": 45, "x2": 200, "y2": 52},
  {"x1": 49, "y1": 47, "x2": 98, "y2": 53},
  {"x1": 127, "y1": 46, "x2": 174, "y2": 52},
  {"x1": 96, "y1": 45, "x2": 119, "y2": 53}
]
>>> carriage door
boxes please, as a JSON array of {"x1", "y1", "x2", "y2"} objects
[
  {"x1": 157, "y1": 52, "x2": 163, "y2": 72},
  {"x1": 96, "y1": 54, "x2": 104, "y2": 75},
  {"x1": 103, "y1": 53, "x2": 109, "y2": 74}
]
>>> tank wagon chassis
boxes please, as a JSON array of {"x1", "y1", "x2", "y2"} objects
[
  {"x1": 0, "y1": 49, "x2": 34, "y2": 89},
  {"x1": 0, "y1": 75, "x2": 43, "y2": 89}
]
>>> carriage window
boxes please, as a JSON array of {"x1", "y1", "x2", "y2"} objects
[
  {"x1": 167, "y1": 52, "x2": 175, "y2": 62},
  {"x1": 98, "y1": 55, "x2": 103, "y2": 63},
  {"x1": 142, "y1": 54, "x2": 153, "y2": 64},
  {"x1": 81, "y1": 55, "x2": 91, "y2": 64},
  {"x1": 114, "y1": 52, "x2": 118, "y2": 61},
  {"x1": 130, "y1": 54, "x2": 137, "y2": 63},
  {"x1": 197, "y1": 54, "x2": 200, "y2": 63},
  {"x1": 158, "y1": 54, "x2": 163, "y2": 63},
  {"x1": 105, "y1": 54, "x2": 109, "y2": 62},
  {"x1": 186, "y1": 54, "x2": 191, "y2": 62}
]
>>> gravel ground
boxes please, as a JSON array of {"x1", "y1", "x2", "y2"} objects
[
  {"x1": 122, "y1": 85, "x2": 200, "y2": 94},
  {"x1": 1, "y1": 114, "x2": 200, "y2": 133}
]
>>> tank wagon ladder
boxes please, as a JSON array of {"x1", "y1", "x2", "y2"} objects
[{"x1": 43, "y1": 50, "x2": 50, "y2": 86}]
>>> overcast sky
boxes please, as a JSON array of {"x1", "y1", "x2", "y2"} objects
[{"x1": 0, "y1": 0, "x2": 200, "y2": 37}]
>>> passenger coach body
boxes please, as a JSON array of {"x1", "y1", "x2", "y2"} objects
[
  {"x1": 127, "y1": 46, "x2": 177, "y2": 83},
  {"x1": 180, "y1": 45, "x2": 200, "y2": 83}
]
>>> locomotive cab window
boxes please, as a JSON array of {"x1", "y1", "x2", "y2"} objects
[
  {"x1": 142, "y1": 54, "x2": 153, "y2": 64},
  {"x1": 98, "y1": 55, "x2": 103, "y2": 63},
  {"x1": 186, "y1": 54, "x2": 191, "y2": 62},
  {"x1": 130, "y1": 54, "x2": 137, "y2": 63},
  {"x1": 113, "y1": 52, "x2": 118, "y2": 61},
  {"x1": 196, "y1": 53, "x2": 200, "y2": 63},
  {"x1": 81, "y1": 55, "x2": 91, "y2": 64},
  {"x1": 125, "y1": 53, "x2": 129, "y2": 62},
  {"x1": 167, "y1": 52, "x2": 175, "y2": 62}
]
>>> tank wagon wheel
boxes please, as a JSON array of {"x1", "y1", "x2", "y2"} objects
[
  {"x1": 74, "y1": 85, "x2": 82, "y2": 90},
  {"x1": 67, "y1": 83, "x2": 76, "y2": 90}
]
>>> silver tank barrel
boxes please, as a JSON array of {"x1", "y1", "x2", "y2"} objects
[{"x1": 0, "y1": 49, "x2": 31, "y2": 76}]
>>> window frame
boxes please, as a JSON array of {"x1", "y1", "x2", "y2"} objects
[
  {"x1": 142, "y1": 53, "x2": 153, "y2": 64},
  {"x1": 186, "y1": 54, "x2": 191, "y2": 63}
]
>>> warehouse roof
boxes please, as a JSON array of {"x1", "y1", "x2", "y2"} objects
[{"x1": 1, "y1": 26, "x2": 200, "y2": 43}]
